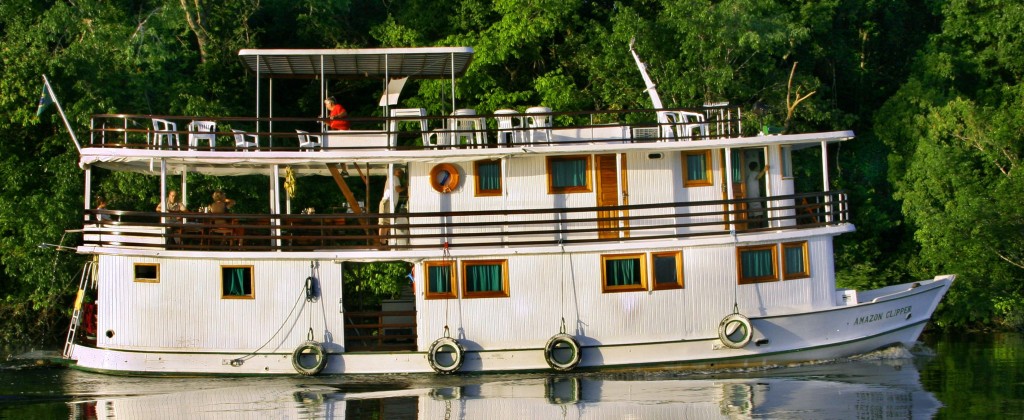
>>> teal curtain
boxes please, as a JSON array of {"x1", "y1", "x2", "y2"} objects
[
  {"x1": 741, "y1": 249, "x2": 774, "y2": 279},
  {"x1": 478, "y1": 162, "x2": 501, "y2": 191},
  {"x1": 784, "y1": 246, "x2": 805, "y2": 275},
  {"x1": 732, "y1": 151, "x2": 742, "y2": 181},
  {"x1": 552, "y1": 159, "x2": 586, "y2": 188},
  {"x1": 466, "y1": 264, "x2": 502, "y2": 292},
  {"x1": 225, "y1": 268, "x2": 248, "y2": 296},
  {"x1": 686, "y1": 154, "x2": 706, "y2": 181},
  {"x1": 606, "y1": 258, "x2": 640, "y2": 286},
  {"x1": 429, "y1": 265, "x2": 451, "y2": 293},
  {"x1": 653, "y1": 255, "x2": 677, "y2": 285}
]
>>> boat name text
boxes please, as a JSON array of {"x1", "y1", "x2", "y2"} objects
[{"x1": 853, "y1": 306, "x2": 912, "y2": 325}]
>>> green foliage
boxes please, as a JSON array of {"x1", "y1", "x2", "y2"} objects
[{"x1": 342, "y1": 262, "x2": 412, "y2": 310}]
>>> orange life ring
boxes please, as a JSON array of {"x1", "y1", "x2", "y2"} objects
[{"x1": 429, "y1": 163, "x2": 461, "y2": 193}]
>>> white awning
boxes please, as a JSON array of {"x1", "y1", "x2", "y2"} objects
[{"x1": 238, "y1": 47, "x2": 475, "y2": 79}]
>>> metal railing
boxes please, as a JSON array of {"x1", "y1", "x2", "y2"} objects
[
  {"x1": 81, "y1": 191, "x2": 848, "y2": 252},
  {"x1": 85, "y1": 106, "x2": 747, "y2": 151}
]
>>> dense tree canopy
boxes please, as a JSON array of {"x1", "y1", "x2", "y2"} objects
[{"x1": 1, "y1": 0, "x2": 1020, "y2": 351}]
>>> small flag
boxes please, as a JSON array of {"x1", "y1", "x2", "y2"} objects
[{"x1": 36, "y1": 84, "x2": 53, "y2": 117}]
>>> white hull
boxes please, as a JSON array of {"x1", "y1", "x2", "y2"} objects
[{"x1": 69, "y1": 276, "x2": 950, "y2": 375}]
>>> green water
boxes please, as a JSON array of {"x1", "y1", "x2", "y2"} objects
[{"x1": 0, "y1": 333, "x2": 1020, "y2": 419}]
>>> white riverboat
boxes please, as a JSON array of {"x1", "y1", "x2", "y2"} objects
[{"x1": 60, "y1": 46, "x2": 952, "y2": 376}]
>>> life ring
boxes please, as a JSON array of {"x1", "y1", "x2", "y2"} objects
[
  {"x1": 718, "y1": 313, "x2": 753, "y2": 349},
  {"x1": 291, "y1": 341, "x2": 327, "y2": 375},
  {"x1": 429, "y1": 163, "x2": 461, "y2": 193},
  {"x1": 543, "y1": 333, "x2": 582, "y2": 371},
  {"x1": 427, "y1": 337, "x2": 464, "y2": 374}
]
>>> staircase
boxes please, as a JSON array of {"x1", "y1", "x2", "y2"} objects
[{"x1": 62, "y1": 258, "x2": 97, "y2": 359}]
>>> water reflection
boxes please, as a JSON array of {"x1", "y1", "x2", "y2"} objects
[{"x1": 49, "y1": 352, "x2": 939, "y2": 419}]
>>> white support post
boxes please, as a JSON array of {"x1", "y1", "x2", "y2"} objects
[
  {"x1": 724, "y1": 147, "x2": 735, "y2": 234},
  {"x1": 821, "y1": 140, "x2": 831, "y2": 223},
  {"x1": 83, "y1": 165, "x2": 92, "y2": 222},
  {"x1": 272, "y1": 165, "x2": 281, "y2": 249}
]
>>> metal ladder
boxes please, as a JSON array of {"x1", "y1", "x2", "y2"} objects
[{"x1": 62, "y1": 258, "x2": 97, "y2": 359}]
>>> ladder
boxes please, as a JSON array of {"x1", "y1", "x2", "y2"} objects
[{"x1": 62, "y1": 258, "x2": 97, "y2": 359}]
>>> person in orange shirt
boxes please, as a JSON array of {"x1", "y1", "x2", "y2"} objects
[{"x1": 323, "y1": 96, "x2": 350, "y2": 130}]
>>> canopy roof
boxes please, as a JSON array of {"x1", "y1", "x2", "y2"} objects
[{"x1": 238, "y1": 47, "x2": 475, "y2": 79}]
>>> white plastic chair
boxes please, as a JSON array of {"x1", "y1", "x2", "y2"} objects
[
  {"x1": 230, "y1": 129, "x2": 258, "y2": 150},
  {"x1": 524, "y1": 106, "x2": 553, "y2": 143},
  {"x1": 296, "y1": 129, "x2": 322, "y2": 150},
  {"x1": 151, "y1": 118, "x2": 178, "y2": 148},
  {"x1": 389, "y1": 108, "x2": 429, "y2": 147},
  {"x1": 450, "y1": 109, "x2": 487, "y2": 147},
  {"x1": 187, "y1": 121, "x2": 217, "y2": 150},
  {"x1": 494, "y1": 109, "x2": 521, "y2": 145}
]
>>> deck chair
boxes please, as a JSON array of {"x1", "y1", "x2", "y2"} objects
[
  {"x1": 151, "y1": 118, "x2": 179, "y2": 148},
  {"x1": 231, "y1": 129, "x2": 258, "y2": 150},
  {"x1": 296, "y1": 130, "x2": 322, "y2": 150},
  {"x1": 188, "y1": 121, "x2": 217, "y2": 150}
]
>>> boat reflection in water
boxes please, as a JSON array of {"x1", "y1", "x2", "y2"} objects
[{"x1": 67, "y1": 351, "x2": 939, "y2": 419}]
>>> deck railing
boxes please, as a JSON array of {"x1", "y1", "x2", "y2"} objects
[
  {"x1": 342, "y1": 310, "x2": 417, "y2": 352},
  {"x1": 86, "y1": 105, "x2": 746, "y2": 151},
  {"x1": 81, "y1": 191, "x2": 848, "y2": 252}
]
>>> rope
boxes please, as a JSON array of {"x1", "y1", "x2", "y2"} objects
[{"x1": 231, "y1": 284, "x2": 307, "y2": 365}]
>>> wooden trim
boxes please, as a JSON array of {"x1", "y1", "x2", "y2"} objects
[
  {"x1": 651, "y1": 251, "x2": 684, "y2": 290},
  {"x1": 546, "y1": 155, "x2": 593, "y2": 194},
  {"x1": 601, "y1": 253, "x2": 647, "y2": 293},
  {"x1": 473, "y1": 160, "x2": 502, "y2": 197},
  {"x1": 781, "y1": 241, "x2": 811, "y2": 280},
  {"x1": 220, "y1": 265, "x2": 255, "y2": 299},
  {"x1": 682, "y1": 150, "x2": 713, "y2": 187},
  {"x1": 736, "y1": 245, "x2": 778, "y2": 285},
  {"x1": 460, "y1": 259, "x2": 509, "y2": 298},
  {"x1": 424, "y1": 260, "x2": 457, "y2": 299},
  {"x1": 132, "y1": 263, "x2": 160, "y2": 283}
]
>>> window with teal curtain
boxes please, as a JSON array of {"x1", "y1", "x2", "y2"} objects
[
  {"x1": 740, "y1": 249, "x2": 774, "y2": 279},
  {"x1": 605, "y1": 258, "x2": 641, "y2": 286},
  {"x1": 477, "y1": 161, "x2": 501, "y2": 192},
  {"x1": 552, "y1": 158, "x2": 586, "y2": 188},
  {"x1": 221, "y1": 267, "x2": 252, "y2": 297},
  {"x1": 686, "y1": 154, "x2": 707, "y2": 182},
  {"x1": 428, "y1": 265, "x2": 452, "y2": 294},
  {"x1": 465, "y1": 264, "x2": 503, "y2": 293},
  {"x1": 784, "y1": 245, "x2": 806, "y2": 277}
]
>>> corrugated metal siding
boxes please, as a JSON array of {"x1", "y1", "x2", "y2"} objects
[
  {"x1": 97, "y1": 256, "x2": 342, "y2": 352},
  {"x1": 415, "y1": 235, "x2": 838, "y2": 350}
]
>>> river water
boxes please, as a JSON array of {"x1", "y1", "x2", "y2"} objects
[{"x1": 1, "y1": 332, "x2": 1020, "y2": 419}]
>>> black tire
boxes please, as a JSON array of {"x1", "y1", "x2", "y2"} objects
[
  {"x1": 291, "y1": 341, "x2": 327, "y2": 375},
  {"x1": 543, "y1": 333, "x2": 582, "y2": 371},
  {"x1": 427, "y1": 337, "x2": 464, "y2": 374},
  {"x1": 718, "y1": 314, "x2": 753, "y2": 349}
]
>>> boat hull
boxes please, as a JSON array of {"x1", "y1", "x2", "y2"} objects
[{"x1": 68, "y1": 276, "x2": 951, "y2": 376}]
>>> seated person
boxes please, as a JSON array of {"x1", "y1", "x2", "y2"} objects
[
  {"x1": 323, "y1": 96, "x2": 350, "y2": 131},
  {"x1": 94, "y1": 195, "x2": 112, "y2": 221},
  {"x1": 209, "y1": 190, "x2": 236, "y2": 214},
  {"x1": 156, "y1": 189, "x2": 187, "y2": 212}
]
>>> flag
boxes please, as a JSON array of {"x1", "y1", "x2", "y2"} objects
[{"x1": 36, "y1": 84, "x2": 53, "y2": 117}]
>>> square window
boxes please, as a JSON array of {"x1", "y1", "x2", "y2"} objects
[
  {"x1": 601, "y1": 254, "x2": 647, "y2": 292},
  {"x1": 737, "y1": 245, "x2": 778, "y2": 284},
  {"x1": 682, "y1": 150, "x2": 713, "y2": 187},
  {"x1": 782, "y1": 241, "x2": 810, "y2": 280},
  {"x1": 424, "y1": 261, "x2": 456, "y2": 299},
  {"x1": 651, "y1": 251, "x2": 684, "y2": 290},
  {"x1": 547, "y1": 155, "x2": 592, "y2": 193},
  {"x1": 461, "y1": 260, "x2": 509, "y2": 298},
  {"x1": 222, "y1": 265, "x2": 254, "y2": 299},
  {"x1": 474, "y1": 160, "x2": 502, "y2": 196},
  {"x1": 133, "y1": 263, "x2": 159, "y2": 283}
]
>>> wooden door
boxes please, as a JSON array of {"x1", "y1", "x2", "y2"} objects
[{"x1": 596, "y1": 154, "x2": 629, "y2": 239}]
